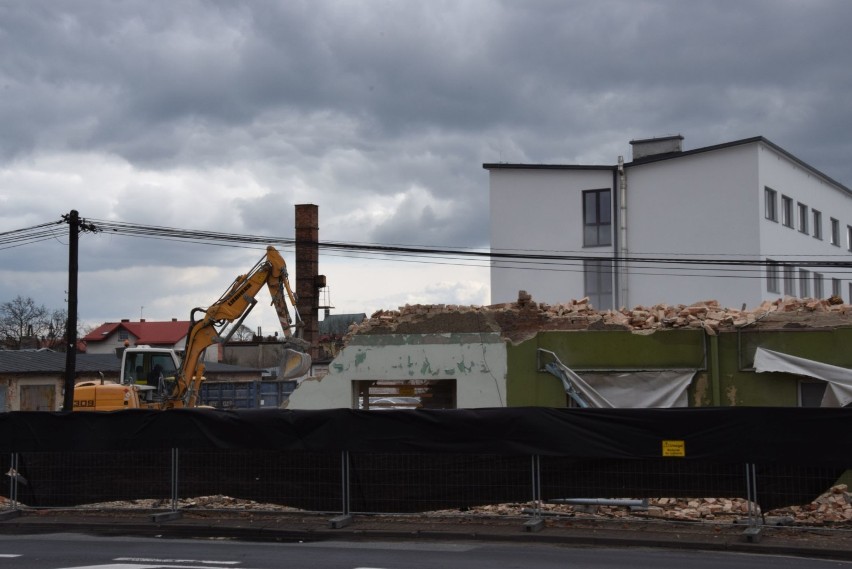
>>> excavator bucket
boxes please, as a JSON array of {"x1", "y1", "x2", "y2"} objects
[{"x1": 279, "y1": 349, "x2": 311, "y2": 379}]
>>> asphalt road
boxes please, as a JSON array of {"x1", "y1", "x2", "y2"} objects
[{"x1": 2, "y1": 533, "x2": 852, "y2": 569}]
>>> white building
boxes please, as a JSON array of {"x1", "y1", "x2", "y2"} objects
[{"x1": 486, "y1": 135, "x2": 852, "y2": 310}]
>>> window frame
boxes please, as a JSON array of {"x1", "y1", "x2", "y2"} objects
[
  {"x1": 799, "y1": 269, "x2": 811, "y2": 298},
  {"x1": 764, "y1": 187, "x2": 778, "y2": 222},
  {"x1": 583, "y1": 258, "x2": 614, "y2": 311},
  {"x1": 781, "y1": 195, "x2": 794, "y2": 228},
  {"x1": 813, "y1": 210, "x2": 823, "y2": 240},
  {"x1": 783, "y1": 264, "x2": 796, "y2": 297},
  {"x1": 814, "y1": 272, "x2": 824, "y2": 299},
  {"x1": 766, "y1": 260, "x2": 780, "y2": 294},
  {"x1": 582, "y1": 189, "x2": 612, "y2": 247},
  {"x1": 831, "y1": 218, "x2": 840, "y2": 246},
  {"x1": 797, "y1": 202, "x2": 809, "y2": 234}
]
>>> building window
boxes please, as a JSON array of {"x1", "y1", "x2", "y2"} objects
[
  {"x1": 848, "y1": 225, "x2": 852, "y2": 252},
  {"x1": 799, "y1": 381, "x2": 827, "y2": 407},
  {"x1": 583, "y1": 189, "x2": 612, "y2": 247},
  {"x1": 766, "y1": 260, "x2": 780, "y2": 294},
  {"x1": 799, "y1": 269, "x2": 811, "y2": 298},
  {"x1": 813, "y1": 210, "x2": 822, "y2": 240},
  {"x1": 831, "y1": 218, "x2": 840, "y2": 246},
  {"x1": 797, "y1": 203, "x2": 808, "y2": 234},
  {"x1": 814, "y1": 273, "x2": 824, "y2": 299},
  {"x1": 355, "y1": 380, "x2": 457, "y2": 410},
  {"x1": 584, "y1": 258, "x2": 613, "y2": 310},
  {"x1": 781, "y1": 196, "x2": 793, "y2": 228},
  {"x1": 832, "y1": 278, "x2": 841, "y2": 298},
  {"x1": 764, "y1": 187, "x2": 778, "y2": 221},
  {"x1": 118, "y1": 330, "x2": 129, "y2": 341},
  {"x1": 783, "y1": 265, "x2": 796, "y2": 297}
]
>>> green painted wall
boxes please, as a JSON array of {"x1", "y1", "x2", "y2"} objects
[
  {"x1": 506, "y1": 327, "x2": 852, "y2": 408},
  {"x1": 717, "y1": 327, "x2": 852, "y2": 407}
]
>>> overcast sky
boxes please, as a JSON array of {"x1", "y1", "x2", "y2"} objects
[{"x1": 1, "y1": 0, "x2": 851, "y2": 335}]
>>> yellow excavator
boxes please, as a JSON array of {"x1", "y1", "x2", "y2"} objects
[{"x1": 73, "y1": 246, "x2": 311, "y2": 411}]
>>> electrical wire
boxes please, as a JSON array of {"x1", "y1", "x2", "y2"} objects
[
  {"x1": 0, "y1": 222, "x2": 65, "y2": 250},
  {"x1": 87, "y1": 217, "x2": 852, "y2": 268},
  {"x1": 5, "y1": 218, "x2": 852, "y2": 282}
]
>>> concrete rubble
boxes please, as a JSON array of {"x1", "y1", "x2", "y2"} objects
[
  {"x1": 48, "y1": 484, "x2": 852, "y2": 527},
  {"x1": 345, "y1": 293, "x2": 852, "y2": 345},
  {"x1": 430, "y1": 484, "x2": 852, "y2": 527}
]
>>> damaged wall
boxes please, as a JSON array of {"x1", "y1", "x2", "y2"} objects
[
  {"x1": 510, "y1": 328, "x2": 706, "y2": 407},
  {"x1": 286, "y1": 296, "x2": 852, "y2": 409},
  {"x1": 286, "y1": 331, "x2": 507, "y2": 409}
]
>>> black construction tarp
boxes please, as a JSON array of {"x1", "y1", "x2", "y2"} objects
[{"x1": 1, "y1": 407, "x2": 850, "y2": 467}]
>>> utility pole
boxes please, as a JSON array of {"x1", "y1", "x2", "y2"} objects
[{"x1": 61, "y1": 210, "x2": 98, "y2": 412}]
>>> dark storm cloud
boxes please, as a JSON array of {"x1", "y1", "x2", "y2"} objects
[{"x1": 2, "y1": 0, "x2": 852, "y2": 256}]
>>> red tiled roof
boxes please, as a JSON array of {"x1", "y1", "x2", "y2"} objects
[{"x1": 83, "y1": 320, "x2": 190, "y2": 345}]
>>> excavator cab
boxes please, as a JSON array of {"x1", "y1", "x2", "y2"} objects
[{"x1": 120, "y1": 347, "x2": 181, "y2": 402}]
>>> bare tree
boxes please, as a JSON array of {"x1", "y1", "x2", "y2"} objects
[
  {"x1": 0, "y1": 295, "x2": 49, "y2": 350},
  {"x1": 41, "y1": 308, "x2": 69, "y2": 351},
  {"x1": 228, "y1": 324, "x2": 255, "y2": 341}
]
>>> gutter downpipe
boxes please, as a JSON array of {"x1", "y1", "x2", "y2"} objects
[{"x1": 618, "y1": 156, "x2": 628, "y2": 309}]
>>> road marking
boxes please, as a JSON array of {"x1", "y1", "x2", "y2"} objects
[
  {"x1": 116, "y1": 560, "x2": 240, "y2": 565},
  {"x1": 0, "y1": 554, "x2": 22, "y2": 557},
  {"x1": 62, "y1": 565, "x2": 257, "y2": 569}
]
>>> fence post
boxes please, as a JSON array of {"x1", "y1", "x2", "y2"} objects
[
  {"x1": 742, "y1": 462, "x2": 762, "y2": 542},
  {"x1": 0, "y1": 454, "x2": 21, "y2": 520},
  {"x1": 171, "y1": 448, "x2": 180, "y2": 512},
  {"x1": 329, "y1": 450, "x2": 353, "y2": 529},
  {"x1": 151, "y1": 448, "x2": 183, "y2": 523},
  {"x1": 524, "y1": 455, "x2": 544, "y2": 532},
  {"x1": 8, "y1": 453, "x2": 17, "y2": 510}
]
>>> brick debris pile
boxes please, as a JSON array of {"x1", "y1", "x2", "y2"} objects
[
  {"x1": 431, "y1": 484, "x2": 852, "y2": 527},
  {"x1": 30, "y1": 483, "x2": 850, "y2": 527},
  {"x1": 345, "y1": 293, "x2": 852, "y2": 344}
]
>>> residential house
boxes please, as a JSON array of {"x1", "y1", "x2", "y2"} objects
[
  {"x1": 485, "y1": 135, "x2": 852, "y2": 310},
  {"x1": 83, "y1": 318, "x2": 217, "y2": 362}
]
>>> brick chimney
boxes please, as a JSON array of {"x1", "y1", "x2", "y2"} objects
[{"x1": 295, "y1": 204, "x2": 320, "y2": 360}]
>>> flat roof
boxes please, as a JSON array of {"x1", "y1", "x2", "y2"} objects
[{"x1": 483, "y1": 136, "x2": 851, "y2": 195}]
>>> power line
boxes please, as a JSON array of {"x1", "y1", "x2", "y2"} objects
[
  {"x1": 86, "y1": 217, "x2": 852, "y2": 270},
  {"x1": 5, "y1": 218, "x2": 852, "y2": 281}
]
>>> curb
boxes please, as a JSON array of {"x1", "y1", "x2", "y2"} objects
[{"x1": 1, "y1": 512, "x2": 852, "y2": 562}]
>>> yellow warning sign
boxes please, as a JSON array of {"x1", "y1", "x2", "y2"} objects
[{"x1": 662, "y1": 440, "x2": 686, "y2": 457}]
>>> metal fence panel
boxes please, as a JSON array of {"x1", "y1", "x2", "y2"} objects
[
  {"x1": 176, "y1": 449, "x2": 341, "y2": 512},
  {"x1": 347, "y1": 453, "x2": 532, "y2": 514},
  {"x1": 10, "y1": 450, "x2": 171, "y2": 508}
]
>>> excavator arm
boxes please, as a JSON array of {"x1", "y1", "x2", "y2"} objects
[{"x1": 166, "y1": 246, "x2": 309, "y2": 408}]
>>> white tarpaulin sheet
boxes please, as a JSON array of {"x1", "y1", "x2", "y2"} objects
[
  {"x1": 578, "y1": 371, "x2": 695, "y2": 408},
  {"x1": 753, "y1": 347, "x2": 852, "y2": 407}
]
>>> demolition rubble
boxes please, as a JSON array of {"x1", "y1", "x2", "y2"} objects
[
  {"x1": 346, "y1": 293, "x2": 852, "y2": 344},
  {"x1": 57, "y1": 483, "x2": 852, "y2": 527},
  {"x1": 429, "y1": 484, "x2": 852, "y2": 526}
]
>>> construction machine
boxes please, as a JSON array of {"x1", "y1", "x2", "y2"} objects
[{"x1": 73, "y1": 246, "x2": 311, "y2": 411}]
